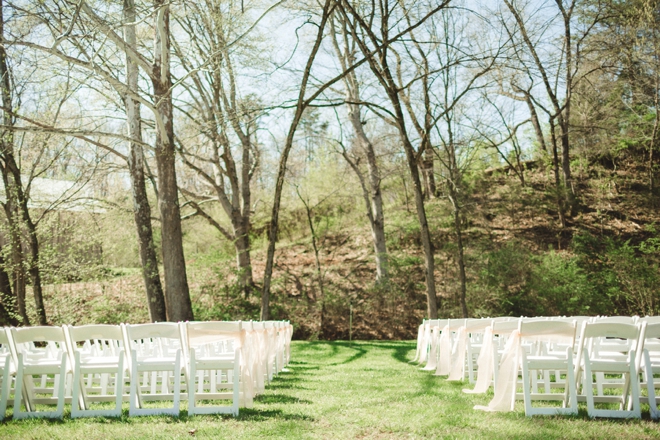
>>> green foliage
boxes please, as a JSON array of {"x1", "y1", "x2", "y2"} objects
[
  {"x1": 527, "y1": 252, "x2": 595, "y2": 316},
  {"x1": 475, "y1": 242, "x2": 595, "y2": 317},
  {"x1": 37, "y1": 213, "x2": 107, "y2": 284},
  {"x1": 191, "y1": 275, "x2": 261, "y2": 322},
  {"x1": 573, "y1": 231, "x2": 660, "y2": 316},
  {"x1": 473, "y1": 232, "x2": 660, "y2": 318}
]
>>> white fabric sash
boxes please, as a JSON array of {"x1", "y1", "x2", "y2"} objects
[
  {"x1": 434, "y1": 325, "x2": 452, "y2": 375},
  {"x1": 448, "y1": 326, "x2": 467, "y2": 381},
  {"x1": 474, "y1": 329, "x2": 521, "y2": 412},
  {"x1": 463, "y1": 326, "x2": 494, "y2": 394}
]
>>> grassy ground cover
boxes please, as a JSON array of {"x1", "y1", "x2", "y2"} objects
[{"x1": 1, "y1": 341, "x2": 659, "y2": 439}]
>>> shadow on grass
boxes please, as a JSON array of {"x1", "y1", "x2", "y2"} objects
[
  {"x1": 1, "y1": 407, "x2": 315, "y2": 425},
  {"x1": 255, "y1": 394, "x2": 312, "y2": 405},
  {"x1": 356, "y1": 342, "x2": 415, "y2": 365},
  {"x1": 236, "y1": 408, "x2": 315, "y2": 422},
  {"x1": 327, "y1": 341, "x2": 367, "y2": 366}
]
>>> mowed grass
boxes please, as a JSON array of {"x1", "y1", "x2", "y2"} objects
[{"x1": 2, "y1": 341, "x2": 660, "y2": 439}]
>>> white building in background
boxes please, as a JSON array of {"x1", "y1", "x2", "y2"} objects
[{"x1": 0, "y1": 176, "x2": 106, "y2": 213}]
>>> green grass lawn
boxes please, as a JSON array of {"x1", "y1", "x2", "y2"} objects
[{"x1": 1, "y1": 341, "x2": 659, "y2": 439}]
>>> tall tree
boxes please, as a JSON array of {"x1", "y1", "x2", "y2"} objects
[
  {"x1": 499, "y1": 0, "x2": 601, "y2": 216},
  {"x1": 11, "y1": 0, "x2": 194, "y2": 321},
  {"x1": 0, "y1": 0, "x2": 53, "y2": 325},
  {"x1": 330, "y1": 12, "x2": 388, "y2": 283},
  {"x1": 124, "y1": 0, "x2": 166, "y2": 322},
  {"x1": 335, "y1": 0, "x2": 450, "y2": 318},
  {"x1": 174, "y1": 0, "x2": 271, "y2": 296},
  {"x1": 260, "y1": 0, "x2": 336, "y2": 320}
]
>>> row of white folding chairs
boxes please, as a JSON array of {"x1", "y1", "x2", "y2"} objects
[
  {"x1": 413, "y1": 315, "x2": 650, "y2": 383},
  {"x1": 0, "y1": 320, "x2": 293, "y2": 420},
  {"x1": 413, "y1": 316, "x2": 660, "y2": 418}
]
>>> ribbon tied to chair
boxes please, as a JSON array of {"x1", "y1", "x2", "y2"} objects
[{"x1": 474, "y1": 329, "x2": 521, "y2": 412}]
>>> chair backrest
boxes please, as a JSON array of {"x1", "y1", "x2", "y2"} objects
[
  {"x1": 124, "y1": 322, "x2": 182, "y2": 360},
  {"x1": 465, "y1": 318, "x2": 493, "y2": 333},
  {"x1": 593, "y1": 316, "x2": 638, "y2": 324},
  {"x1": 68, "y1": 324, "x2": 124, "y2": 343},
  {"x1": 0, "y1": 327, "x2": 9, "y2": 345},
  {"x1": 492, "y1": 316, "x2": 515, "y2": 323},
  {"x1": 447, "y1": 319, "x2": 467, "y2": 331},
  {"x1": 641, "y1": 316, "x2": 660, "y2": 325},
  {"x1": 519, "y1": 319, "x2": 576, "y2": 345},
  {"x1": 9, "y1": 326, "x2": 68, "y2": 365},
  {"x1": 582, "y1": 322, "x2": 641, "y2": 341},
  {"x1": 11, "y1": 326, "x2": 67, "y2": 345},
  {"x1": 125, "y1": 322, "x2": 181, "y2": 342},
  {"x1": 643, "y1": 322, "x2": 660, "y2": 340},
  {"x1": 576, "y1": 321, "x2": 642, "y2": 367},
  {"x1": 493, "y1": 318, "x2": 521, "y2": 335},
  {"x1": 186, "y1": 321, "x2": 242, "y2": 348}
]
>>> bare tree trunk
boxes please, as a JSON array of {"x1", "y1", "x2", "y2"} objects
[
  {"x1": 404, "y1": 138, "x2": 439, "y2": 319},
  {"x1": 3, "y1": 203, "x2": 27, "y2": 325},
  {"x1": 23, "y1": 214, "x2": 46, "y2": 325},
  {"x1": 451, "y1": 194, "x2": 468, "y2": 318},
  {"x1": 650, "y1": 91, "x2": 659, "y2": 194},
  {"x1": 234, "y1": 218, "x2": 255, "y2": 297},
  {"x1": 296, "y1": 187, "x2": 326, "y2": 337},
  {"x1": 421, "y1": 146, "x2": 437, "y2": 198},
  {"x1": 153, "y1": 0, "x2": 193, "y2": 322},
  {"x1": 261, "y1": 0, "x2": 333, "y2": 320},
  {"x1": 0, "y1": 2, "x2": 33, "y2": 325},
  {"x1": 0, "y1": 247, "x2": 17, "y2": 326},
  {"x1": 550, "y1": 118, "x2": 567, "y2": 228},
  {"x1": 337, "y1": 0, "x2": 439, "y2": 318},
  {"x1": 346, "y1": 108, "x2": 388, "y2": 282},
  {"x1": 525, "y1": 94, "x2": 549, "y2": 155},
  {"x1": 330, "y1": 15, "x2": 389, "y2": 283},
  {"x1": 124, "y1": 0, "x2": 167, "y2": 322}
]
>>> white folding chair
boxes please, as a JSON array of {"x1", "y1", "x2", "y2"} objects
[
  {"x1": 9, "y1": 326, "x2": 70, "y2": 419},
  {"x1": 124, "y1": 322, "x2": 182, "y2": 417},
  {"x1": 519, "y1": 319, "x2": 578, "y2": 416},
  {"x1": 66, "y1": 324, "x2": 126, "y2": 418},
  {"x1": 185, "y1": 321, "x2": 242, "y2": 416},
  {"x1": 640, "y1": 322, "x2": 660, "y2": 419},
  {"x1": 0, "y1": 328, "x2": 14, "y2": 420},
  {"x1": 576, "y1": 321, "x2": 643, "y2": 418}
]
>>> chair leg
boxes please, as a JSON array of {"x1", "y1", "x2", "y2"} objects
[
  {"x1": 584, "y1": 351, "x2": 596, "y2": 418},
  {"x1": 114, "y1": 352, "x2": 124, "y2": 417},
  {"x1": 628, "y1": 350, "x2": 641, "y2": 418},
  {"x1": 0, "y1": 355, "x2": 10, "y2": 421},
  {"x1": 55, "y1": 356, "x2": 67, "y2": 419},
  {"x1": 173, "y1": 351, "x2": 181, "y2": 415},
  {"x1": 13, "y1": 354, "x2": 25, "y2": 419},
  {"x1": 645, "y1": 350, "x2": 659, "y2": 420},
  {"x1": 521, "y1": 352, "x2": 533, "y2": 417},
  {"x1": 129, "y1": 350, "x2": 139, "y2": 416},
  {"x1": 233, "y1": 350, "x2": 240, "y2": 417},
  {"x1": 566, "y1": 351, "x2": 578, "y2": 414},
  {"x1": 188, "y1": 350, "x2": 196, "y2": 415},
  {"x1": 71, "y1": 355, "x2": 81, "y2": 418}
]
